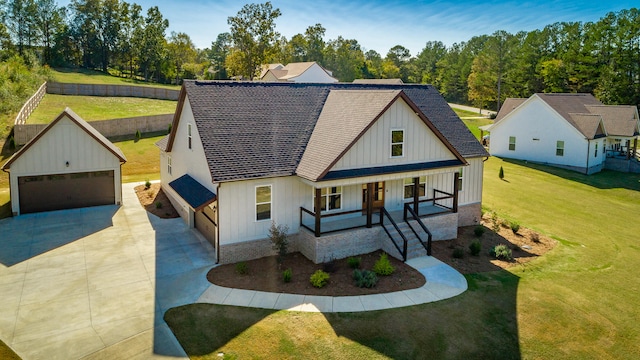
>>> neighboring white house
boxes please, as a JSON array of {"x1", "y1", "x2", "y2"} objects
[
  {"x1": 259, "y1": 62, "x2": 338, "y2": 83},
  {"x1": 489, "y1": 93, "x2": 640, "y2": 174},
  {"x1": 157, "y1": 81, "x2": 488, "y2": 264},
  {"x1": 2, "y1": 108, "x2": 127, "y2": 215}
]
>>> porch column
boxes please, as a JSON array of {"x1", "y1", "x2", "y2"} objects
[
  {"x1": 453, "y1": 172, "x2": 459, "y2": 213},
  {"x1": 314, "y1": 187, "x2": 322, "y2": 237},
  {"x1": 366, "y1": 182, "x2": 374, "y2": 228},
  {"x1": 634, "y1": 138, "x2": 638, "y2": 159},
  {"x1": 627, "y1": 140, "x2": 631, "y2": 160},
  {"x1": 413, "y1": 177, "x2": 420, "y2": 216}
]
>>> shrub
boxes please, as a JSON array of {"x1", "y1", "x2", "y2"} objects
[
  {"x1": 322, "y1": 256, "x2": 337, "y2": 273},
  {"x1": 135, "y1": 129, "x2": 142, "y2": 140},
  {"x1": 235, "y1": 262, "x2": 249, "y2": 275},
  {"x1": 510, "y1": 221, "x2": 520, "y2": 234},
  {"x1": 167, "y1": 123, "x2": 172, "y2": 134},
  {"x1": 269, "y1": 222, "x2": 289, "y2": 263},
  {"x1": 155, "y1": 201, "x2": 162, "y2": 209},
  {"x1": 353, "y1": 269, "x2": 378, "y2": 288},
  {"x1": 491, "y1": 244, "x2": 512, "y2": 260},
  {"x1": 491, "y1": 212, "x2": 501, "y2": 232},
  {"x1": 310, "y1": 270, "x2": 330, "y2": 288},
  {"x1": 469, "y1": 240, "x2": 482, "y2": 256},
  {"x1": 499, "y1": 166, "x2": 504, "y2": 180},
  {"x1": 532, "y1": 232, "x2": 540, "y2": 243},
  {"x1": 144, "y1": 179, "x2": 151, "y2": 189},
  {"x1": 347, "y1": 256, "x2": 361, "y2": 269},
  {"x1": 489, "y1": 112, "x2": 497, "y2": 119},
  {"x1": 474, "y1": 225, "x2": 485, "y2": 237},
  {"x1": 282, "y1": 268, "x2": 292, "y2": 283},
  {"x1": 373, "y1": 253, "x2": 395, "y2": 276},
  {"x1": 452, "y1": 247, "x2": 464, "y2": 258},
  {"x1": 8, "y1": 136, "x2": 15, "y2": 150}
]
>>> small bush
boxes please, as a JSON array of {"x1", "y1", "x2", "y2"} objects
[
  {"x1": 155, "y1": 201, "x2": 162, "y2": 209},
  {"x1": 235, "y1": 262, "x2": 249, "y2": 275},
  {"x1": 474, "y1": 225, "x2": 485, "y2": 237},
  {"x1": 469, "y1": 240, "x2": 482, "y2": 256},
  {"x1": 532, "y1": 232, "x2": 540, "y2": 243},
  {"x1": 510, "y1": 221, "x2": 520, "y2": 234},
  {"x1": 144, "y1": 179, "x2": 151, "y2": 189},
  {"x1": 282, "y1": 268, "x2": 292, "y2": 283},
  {"x1": 452, "y1": 247, "x2": 465, "y2": 258},
  {"x1": 489, "y1": 112, "x2": 497, "y2": 119},
  {"x1": 310, "y1": 270, "x2": 330, "y2": 288},
  {"x1": 491, "y1": 244, "x2": 512, "y2": 260},
  {"x1": 499, "y1": 166, "x2": 504, "y2": 180},
  {"x1": 347, "y1": 256, "x2": 361, "y2": 269},
  {"x1": 135, "y1": 129, "x2": 142, "y2": 140},
  {"x1": 322, "y1": 256, "x2": 337, "y2": 273},
  {"x1": 269, "y1": 222, "x2": 289, "y2": 263},
  {"x1": 491, "y1": 212, "x2": 501, "y2": 232},
  {"x1": 373, "y1": 253, "x2": 395, "y2": 276},
  {"x1": 353, "y1": 269, "x2": 378, "y2": 288},
  {"x1": 167, "y1": 123, "x2": 172, "y2": 134}
]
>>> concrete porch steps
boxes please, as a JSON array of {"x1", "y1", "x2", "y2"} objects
[{"x1": 383, "y1": 220, "x2": 430, "y2": 261}]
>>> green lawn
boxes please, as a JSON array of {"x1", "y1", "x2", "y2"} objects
[
  {"x1": 49, "y1": 68, "x2": 180, "y2": 90},
  {"x1": 28, "y1": 94, "x2": 176, "y2": 123},
  {"x1": 462, "y1": 117, "x2": 493, "y2": 140},
  {"x1": 165, "y1": 158, "x2": 640, "y2": 359},
  {"x1": 0, "y1": 339, "x2": 20, "y2": 360},
  {"x1": 452, "y1": 108, "x2": 482, "y2": 118}
]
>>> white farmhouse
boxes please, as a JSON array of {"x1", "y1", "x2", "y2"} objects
[
  {"x1": 156, "y1": 81, "x2": 487, "y2": 264},
  {"x1": 259, "y1": 62, "x2": 338, "y2": 83},
  {"x1": 489, "y1": 93, "x2": 640, "y2": 174}
]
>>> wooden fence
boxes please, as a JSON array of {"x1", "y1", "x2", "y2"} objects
[
  {"x1": 46, "y1": 82, "x2": 179, "y2": 100},
  {"x1": 14, "y1": 82, "x2": 47, "y2": 125}
]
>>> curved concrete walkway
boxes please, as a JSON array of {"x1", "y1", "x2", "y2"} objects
[{"x1": 197, "y1": 256, "x2": 467, "y2": 313}]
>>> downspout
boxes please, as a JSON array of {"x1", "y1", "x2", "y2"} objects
[
  {"x1": 215, "y1": 182, "x2": 221, "y2": 264},
  {"x1": 585, "y1": 140, "x2": 590, "y2": 175}
]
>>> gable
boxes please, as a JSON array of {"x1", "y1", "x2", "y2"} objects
[
  {"x1": 285, "y1": 63, "x2": 337, "y2": 83},
  {"x1": 331, "y1": 99, "x2": 459, "y2": 172}
]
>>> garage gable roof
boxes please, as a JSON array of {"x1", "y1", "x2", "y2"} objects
[
  {"x1": 169, "y1": 174, "x2": 216, "y2": 211},
  {"x1": 2, "y1": 108, "x2": 126, "y2": 171}
]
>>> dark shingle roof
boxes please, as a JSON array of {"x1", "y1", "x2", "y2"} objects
[
  {"x1": 168, "y1": 174, "x2": 216, "y2": 210},
  {"x1": 180, "y1": 81, "x2": 487, "y2": 183}
]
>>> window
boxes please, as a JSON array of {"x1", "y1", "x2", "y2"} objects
[
  {"x1": 314, "y1": 186, "x2": 342, "y2": 212},
  {"x1": 167, "y1": 155, "x2": 172, "y2": 175},
  {"x1": 187, "y1": 123, "x2": 192, "y2": 150},
  {"x1": 391, "y1": 130, "x2": 404, "y2": 157},
  {"x1": 508, "y1": 136, "x2": 516, "y2": 151},
  {"x1": 594, "y1": 143, "x2": 598, "y2": 158},
  {"x1": 556, "y1": 140, "x2": 564, "y2": 156},
  {"x1": 457, "y1": 168, "x2": 463, "y2": 191},
  {"x1": 255, "y1": 185, "x2": 271, "y2": 221},
  {"x1": 404, "y1": 177, "x2": 426, "y2": 200}
]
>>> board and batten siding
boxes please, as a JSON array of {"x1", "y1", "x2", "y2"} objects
[
  {"x1": 8, "y1": 115, "x2": 123, "y2": 214},
  {"x1": 490, "y1": 97, "x2": 591, "y2": 168},
  {"x1": 218, "y1": 176, "x2": 312, "y2": 245},
  {"x1": 332, "y1": 99, "x2": 456, "y2": 171}
]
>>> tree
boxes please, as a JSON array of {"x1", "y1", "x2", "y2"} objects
[
  {"x1": 227, "y1": 1, "x2": 281, "y2": 79},
  {"x1": 6, "y1": 0, "x2": 38, "y2": 55},
  {"x1": 323, "y1": 36, "x2": 364, "y2": 82},
  {"x1": 118, "y1": 1, "x2": 142, "y2": 78},
  {"x1": 304, "y1": 23, "x2": 325, "y2": 63},
  {"x1": 415, "y1": 41, "x2": 446, "y2": 84},
  {"x1": 136, "y1": 6, "x2": 168, "y2": 82},
  {"x1": 167, "y1": 31, "x2": 196, "y2": 84},
  {"x1": 207, "y1": 32, "x2": 231, "y2": 79},
  {"x1": 34, "y1": 0, "x2": 64, "y2": 64}
]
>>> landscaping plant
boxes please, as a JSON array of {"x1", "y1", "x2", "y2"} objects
[
  {"x1": 490, "y1": 244, "x2": 512, "y2": 260},
  {"x1": 499, "y1": 166, "x2": 504, "y2": 180},
  {"x1": 310, "y1": 270, "x2": 330, "y2": 288},
  {"x1": 347, "y1": 256, "x2": 361, "y2": 269},
  {"x1": 235, "y1": 262, "x2": 249, "y2": 275},
  {"x1": 282, "y1": 268, "x2": 292, "y2": 283},
  {"x1": 373, "y1": 253, "x2": 395, "y2": 275},
  {"x1": 353, "y1": 269, "x2": 378, "y2": 288},
  {"x1": 452, "y1": 247, "x2": 465, "y2": 258},
  {"x1": 474, "y1": 225, "x2": 485, "y2": 237},
  {"x1": 269, "y1": 222, "x2": 289, "y2": 263},
  {"x1": 469, "y1": 240, "x2": 482, "y2": 256},
  {"x1": 510, "y1": 221, "x2": 520, "y2": 234}
]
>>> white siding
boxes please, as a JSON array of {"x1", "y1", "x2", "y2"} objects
[
  {"x1": 490, "y1": 97, "x2": 589, "y2": 168},
  {"x1": 8, "y1": 115, "x2": 123, "y2": 214},
  {"x1": 332, "y1": 100, "x2": 456, "y2": 171},
  {"x1": 218, "y1": 176, "x2": 312, "y2": 245},
  {"x1": 290, "y1": 64, "x2": 337, "y2": 83},
  {"x1": 459, "y1": 157, "x2": 483, "y2": 205}
]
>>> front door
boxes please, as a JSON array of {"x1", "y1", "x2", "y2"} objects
[{"x1": 362, "y1": 182, "x2": 385, "y2": 213}]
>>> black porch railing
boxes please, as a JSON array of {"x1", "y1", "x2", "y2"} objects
[
  {"x1": 379, "y1": 207, "x2": 408, "y2": 261},
  {"x1": 403, "y1": 203, "x2": 433, "y2": 256}
]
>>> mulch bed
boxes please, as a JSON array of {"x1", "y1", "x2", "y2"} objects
[{"x1": 134, "y1": 183, "x2": 180, "y2": 219}]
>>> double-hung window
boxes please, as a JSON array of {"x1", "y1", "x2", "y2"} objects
[
  {"x1": 167, "y1": 155, "x2": 172, "y2": 175},
  {"x1": 187, "y1": 124, "x2": 192, "y2": 149},
  {"x1": 556, "y1": 140, "x2": 564, "y2": 156},
  {"x1": 403, "y1": 177, "x2": 426, "y2": 200},
  {"x1": 314, "y1": 186, "x2": 342, "y2": 212},
  {"x1": 256, "y1": 185, "x2": 271, "y2": 221},
  {"x1": 457, "y1": 168, "x2": 463, "y2": 191},
  {"x1": 508, "y1": 136, "x2": 516, "y2": 151},
  {"x1": 594, "y1": 142, "x2": 598, "y2": 157},
  {"x1": 391, "y1": 130, "x2": 404, "y2": 157}
]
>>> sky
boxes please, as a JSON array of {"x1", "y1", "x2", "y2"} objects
[{"x1": 59, "y1": 0, "x2": 638, "y2": 55}]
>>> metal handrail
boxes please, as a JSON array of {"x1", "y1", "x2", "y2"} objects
[
  {"x1": 379, "y1": 207, "x2": 408, "y2": 261},
  {"x1": 403, "y1": 203, "x2": 433, "y2": 256}
]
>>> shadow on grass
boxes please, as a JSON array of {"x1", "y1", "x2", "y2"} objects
[
  {"x1": 502, "y1": 158, "x2": 640, "y2": 191},
  {"x1": 164, "y1": 266, "x2": 521, "y2": 359},
  {"x1": 108, "y1": 130, "x2": 169, "y2": 143}
]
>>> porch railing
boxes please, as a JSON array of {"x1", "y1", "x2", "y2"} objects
[
  {"x1": 403, "y1": 203, "x2": 433, "y2": 256},
  {"x1": 379, "y1": 207, "x2": 408, "y2": 261},
  {"x1": 300, "y1": 207, "x2": 380, "y2": 236},
  {"x1": 432, "y1": 189, "x2": 455, "y2": 212}
]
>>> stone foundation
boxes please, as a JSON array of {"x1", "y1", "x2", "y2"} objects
[
  {"x1": 421, "y1": 212, "x2": 459, "y2": 240},
  {"x1": 218, "y1": 237, "x2": 278, "y2": 264},
  {"x1": 457, "y1": 203, "x2": 482, "y2": 227},
  {"x1": 295, "y1": 227, "x2": 383, "y2": 264}
]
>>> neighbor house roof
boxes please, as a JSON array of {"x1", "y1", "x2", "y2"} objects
[
  {"x1": 353, "y1": 79, "x2": 404, "y2": 84},
  {"x1": 494, "y1": 98, "x2": 527, "y2": 122},
  {"x1": 2, "y1": 107, "x2": 126, "y2": 170},
  {"x1": 259, "y1": 62, "x2": 337, "y2": 82},
  {"x1": 165, "y1": 81, "x2": 487, "y2": 183},
  {"x1": 569, "y1": 114, "x2": 606, "y2": 140},
  {"x1": 585, "y1": 105, "x2": 639, "y2": 137}
]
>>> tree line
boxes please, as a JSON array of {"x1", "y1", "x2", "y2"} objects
[{"x1": 1, "y1": 1, "x2": 639, "y2": 110}]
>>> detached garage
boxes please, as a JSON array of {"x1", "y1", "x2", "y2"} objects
[{"x1": 2, "y1": 108, "x2": 127, "y2": 216}]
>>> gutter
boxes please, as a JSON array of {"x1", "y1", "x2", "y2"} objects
[{"x1": 585, "y1": 139, "x2": 590, "y2": 175}]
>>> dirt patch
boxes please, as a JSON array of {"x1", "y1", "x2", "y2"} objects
[
  {"x1": 207, "y1": 250, "x2": 426, "y2": 296},
  {"x1": 207, "y1": 214, "x2": 556, "y2": 296},
  {"x1": 431, "y1": 213, "x2": 557, "y2": 274},
  {"x1": 134, "y1": 183, "x2": 180, "y2": 219}
]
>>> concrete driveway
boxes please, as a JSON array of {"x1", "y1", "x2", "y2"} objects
[{"x1": 0, "y1": 183, "x2": 217, "y2": 359}]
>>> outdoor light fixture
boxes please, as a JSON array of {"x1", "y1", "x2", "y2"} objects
[{"x1": 66, "y1": 161, "x2": 69, "y2": 167}]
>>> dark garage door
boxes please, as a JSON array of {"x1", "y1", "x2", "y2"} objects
[
  {"x1": 18, "y1": 170, "x2": 115, "y2": 214},
  {"x1": 195, "y1": 205, "x2": 216, "y2": 247}
]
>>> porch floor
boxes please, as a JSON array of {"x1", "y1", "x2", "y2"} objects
[{"x1": 302, "y1": 203, "x2": 452, "y2": 234}]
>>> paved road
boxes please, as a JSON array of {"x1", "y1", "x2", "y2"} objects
[
  {"x1": 0, "y1": 183, "x2": 216, "y2": 359},
  {"x1": 448, "y1": 103, "x2": 496, "y2": 116}
]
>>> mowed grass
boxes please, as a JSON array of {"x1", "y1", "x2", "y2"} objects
[
  {"x1": 50, "y1": 68, "x2": 180, "y2": 90},
  {"x1": 0, "y1": 339, "x2": 20, "y2": 360},
  {"x1": 451, "y1": 108, "x2": 493, "y2": 140},
  {"x1": 166, "y1": 158, "x2": 640, "y2": 359},
  {"x1": 28, "y1": 94, "x2": 177, "y2": 123}
]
